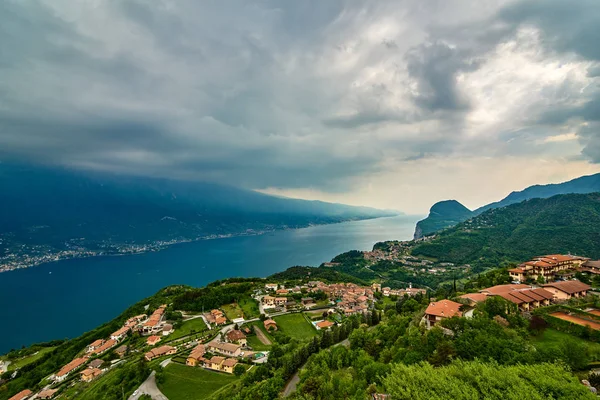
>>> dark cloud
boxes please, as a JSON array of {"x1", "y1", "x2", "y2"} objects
[{"x1": 405, "y1": 42, "x2": 480, "y2": 112}]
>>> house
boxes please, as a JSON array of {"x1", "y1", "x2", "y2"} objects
[
  {"x1": 579, "y1": 260, "x2": 600, "y2": 275},
  {"x1": 87, "y1": 339, "x2": 104, "y2": 353},
  {"x1": 262, "y1": 295, "x2": 276, "y2": 307},
  {"x1": 162, "y1": 324, "x2": 174, "y2": 336},
  {"x1": 92, "y1": 339, "x2": 116, "y2": 355},
  {"x1": 211, "y1": 309, "x2": 224, "y2": 318},
  {"x1": 207, "y1": 341, "x2": 242, "y2": 357},
  {"x1": 80, "y1": 367, "x2": 102, "y2": 382},
  {"x1": 37, "y1": 389, "x2": 58, "y2": 399},
  {"x1": 382, "y1": 287, "x2": 391, "y2": 296},
  {"x1": 226, "y1": 330, "x2": 247, "y2": 346},
  {"x1": 473, "y1": 284, "x2": 554, "y2": 310},
  {"x1": 301, "y1": 297, "x2": 315, "y2": 307},
  {"x1": 424, "y1": 300, "x2": 462, "y2": 329},
  {"x1": 265, "y1": 283, "x2": 278, "y2": 291},
  {"x1": 215, "y1": 316, "x2": 227, "y2": 326},
  {"x1": 142, "y1": 305, "x2": 167, "y2": 334},
  {"x1": 264, "y1": 319, "x2": 277, "y2": 331},
  {"x1": 88, "y1": 359, "x2": 104, "y2": 369},
  {"x1": 186, "y1": 344, "x2": 206, "y2": 366},
  {"x1": 276, "y1": 289, "x2": 290, "y2": 295},
  {"x1": 55, "y1": 357, "x2": 88, "y2": 382},
  {"x1": 542, "y1": 280, "x2": 591, "y2": 300},
  {"x1": 459, "y1": 293, "x2": 488, "y2": 306},
  {"x1": 275, "y1": 297, "x2": 287, "y2": 306},
  {"x1": 147, "y1": 335, "x2": 162, "y2": 346},
  {"x1": 510, "y1": 254, "x2": 590, "y2": 282},
  {"x1": 221, "y1": 358, "x2": 238, "y2": 374},
  {"x1": 115, "y1": 345, "x2": 128, "y2": 358},
  {"x1": 209, "y1": 356, "x2": 225, "y2": 371},
  {"x1": 316, "y1": 320, "x2": 334, "y2": 330},
  {"x1": 8, "y1": 389, "x2": 32, "y2": 400},
  {"x1": 371, "y1": 283, "x2": 382, "y2": 292},
  {"x1": 144, "y1": 345, "x2": 176, "y2": 361},
  {"x1": 110, "y1": 326, "x2": 130, "y2": 341}
]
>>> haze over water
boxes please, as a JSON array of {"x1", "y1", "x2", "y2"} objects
[{"x1": 0, "y1": 215, "x2": 418, "y2": 353}]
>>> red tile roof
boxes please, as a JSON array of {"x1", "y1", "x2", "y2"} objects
[
  {"x1": 425, "y1": 299, "x2": 462, "y2": 318},
  {"x1": 57, "y1": 357, "x2": 87, "y2": 378},
  {"x1": 542, "y1": 280, "x2": 591, "y2": 294},
  {"x1": 8, "y1": 389, "x2": 33, "y2": 400}
]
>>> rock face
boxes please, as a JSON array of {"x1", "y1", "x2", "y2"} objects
[
  {"x1": 414, "y1": 172, "x2": 600, "y2": 238},
  {"x1": 413, "y1": 200, "x2": 474, "y2": 239}
]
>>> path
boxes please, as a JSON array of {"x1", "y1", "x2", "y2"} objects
[
  {"x1": 253, "y1": 325, "x2": 272, "y2": 345},
  {"x1": 129, "y1": 371, "x2": 168, "y2": 400},
  {"x1": 550, "y1": 311, "x2": 600, "y2": 330}
]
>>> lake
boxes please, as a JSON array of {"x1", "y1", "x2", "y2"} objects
[{"x1": 0, "y1": 215, "x2": 419, "y2": 353}]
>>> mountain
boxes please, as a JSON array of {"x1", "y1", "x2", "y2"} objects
[
  {"x1": 414, "y1": 173, "x2": 600, "y2": 238},
  {"x1": 0, "y1": 164, "x2": 396, "y2": 270},
  {"x1": 413, "y1": 200, "x2": 474, "y2": 239},
  {"x1": 412, "y1": 192, "x2": 600, "y2": 267}
]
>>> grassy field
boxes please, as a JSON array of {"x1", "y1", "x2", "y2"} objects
[
  {"x1": 222, "y1": 303, "x2": 244, "y2": 320},
  {"x1": 1, "y1": 346, "x2": 57, "y2": 371},
  {"x1": 158, "y1": 362, "x2": 238, "y2": 400},
  {"x1": 239, "y1": 296, "x2": 260, "y2": 319},
  {"x1": 274, "y1": 313, "x2": 317, "y2": 340},
  {"x1": 533, "y1": 328, "x2": 600, "y2": 360},
  {"x1": 246, "y1": 334, "x2": 271, "y2": 351},
  {"x1": 167, "y1": 318, "x2": 208, "y2": 341}
]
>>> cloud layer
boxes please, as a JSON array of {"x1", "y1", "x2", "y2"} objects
[{"x1": 1, "y1": 0, "x2": 599, "y2": 212}]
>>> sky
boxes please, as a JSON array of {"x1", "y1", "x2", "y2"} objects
[{"x1": 1, "y1": 0, "x2": 600, "y2": 214}]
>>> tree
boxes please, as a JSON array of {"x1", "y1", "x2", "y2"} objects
[{"x1": 234, "y1": 364, "x2": 246, "y2": 376}]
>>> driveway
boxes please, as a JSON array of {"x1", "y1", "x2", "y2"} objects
[{"x1": 128, "y1": 370, "x2": 168, "y2": 400}]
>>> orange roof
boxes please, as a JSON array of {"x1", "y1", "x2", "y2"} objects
[
  {"x1": 147, "y1": 335, "x2": 161, "y2": 345},
  {"x1": 8, "y1": 389, "x2": 33, "y2": 400},
  {"x1": 215, "y1": 316, "x2": 227, "y2": 325},
  {"x1": 508, "y1": 268, "x2": 525, "y2": 274},
  {"x1": 93, "y1": 339, "x2": 116, "y2": 354},
  {"x1": 210, "y1": 356, "x2": 225, "y2": 364},
  {"x1": 425, "y1": 299, "x2": 462, "y2": 318},
  {"x1": 222, "y1": 358, "x2": 238, "y2": 367},
  {"x1": 37, "y1": 389, "x2": 58, "y2": 399},
  {"x1": 81, "y1": 367, "x2": 102, "y2": 379},
  {"x1": 459, "y1": 293, "x2": 488, "y2": 303},
  {"x1": 57, "y1": 357, "x2": 87, "y2": 378},
  {"x1": 480, "y1": 284, "x2": 530, "y2": 294},
  {"x1": 543, "y1": 254, "x2": 578, "y2": 262},
  {"x1": 542, "y1": 280, "x2": 591, "y2": 294},
  {"x1": 111, "y1": 326, "x2": 130, "y2": 337}
]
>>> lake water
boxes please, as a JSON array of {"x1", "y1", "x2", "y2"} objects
[{"x1": 0, "y1": 215, "x2": 419, "y2": 353}]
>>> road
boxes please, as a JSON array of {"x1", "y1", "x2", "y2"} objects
[{"x1": 129, "y1": 370, "x2": 168, "y2": 400}]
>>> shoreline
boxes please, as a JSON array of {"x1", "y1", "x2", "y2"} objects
[{"x1": 0, "y1": 215, "x2": 400, "y2": 275}]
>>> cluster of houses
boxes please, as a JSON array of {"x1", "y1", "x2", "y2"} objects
[
  {"x1": 185, "y1": 339, "x2": 241, "y2": 374},
  {"x1": 204, "y1": 309, "x2": 227, "y2": 327},
  {"x1": 372, "y1": 283, "x2": 427, "y2": 298},
  {"x1": 144, "y1": 345, "x2": 177, "y2": 361},
  {"x1": 141, "y1": 305, "x2": 168, "y2": 335},
  {"x1": 424, "y1": 279, "x2": 593, "y2": 329},
  {"x1": 508, "y1": 254, "x2": 594, "y2": 282}
]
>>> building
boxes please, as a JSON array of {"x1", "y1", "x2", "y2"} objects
[
  {"x1": 215, "y1": 316, "x2": 227, "y2": 325},
  {"x1": 37, "y1": 389, "x2": 58, "y2": 399},
  {"x1": 275, "y1": 297, "x2": 287, "y2": 306},
  {"x1": 371, "y1": 283, "x2": 382, "y2": 292},
  {"x1": 542, "y1": 280, "x2": 591, "y2": 300},
  {"x1": 162, "y1": 324, "x2": 174, "y2": 336},
  {"x1": 221, "y1": 358, "x2": 239, "y2": 374},
  {"x1": 265, "y1": 283, "x2": 278, "y2": 291},
  {"x1": 262, "y1": 296, "x2": 276, "y2": 307},
  {"x1": 509, "y1": 254, "x2": 589, "y2": 282},
  {"x1": 207, "y1": 341, "x2": 242, "y2": 357},
  {"x1": 88, "y1": 359, "x2": 104, "y2": 369},
  {"x1": 209, "y1": 356, "x2": 225, "y2": 370},
  {"x1": 55, "y1": 357, "x2": 88, "y2": 382},
  {"x1": 80, "y1": 367, "x2": 103, "y2": 382},
  {"x1": 142, "y1": 305, "x2": 167, "y2": 334},
  {"x1": 186, "y1": 344, "x2": 206, "y2": 367},
  {"x1": 424, "y1": 300, "x2": 462, "y2": 329},
  {"x1": 92, "y1": 339, "x2": 116, "y2": 355},
  {"x1": 301, "y1": 297, "x2": 315, "y2": 306},
  {"x1": 579, "y1": 260, "x2": 600, "y2": 275},
  {"x1": 316, "y1": 320, "x2": 334, "y2": 330},
  {"x1": 264, "y1": 319, "x2": 277, "y2": 331},
  {"x1": 110, "y1": 326, "x2": 130, "y2": 341},
  {"x1": 115, "y1": 345, "x2": 128, "y2": 358},
  {"x1": 473, "y1": 284, "x2": 555, "y2": 311},
  {"x1": 8, "y1": 389, "x2": 32, "y2": 400},
  {"x1": 459, "y1": 293, "x2": 488, "y2": 306},
  {"x1": 226, "y1": 330, "x2": 247, "y2": 346},
  {"x1": 144, "y1": 345, "x2": 176, "y2": 361},
  {"x1": 147, "y1": 335, "x2": 162, "y2": 346},
  {"x1": 87, "y1": 339, "x2": 104, "y2": 353}
]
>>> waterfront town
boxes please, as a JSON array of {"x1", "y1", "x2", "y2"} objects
[{"x1": 5, "y1": 252, "x2": 600, "y2": 399}]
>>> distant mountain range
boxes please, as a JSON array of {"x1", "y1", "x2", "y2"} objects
[
  {"x1": 412, "y1": 192, "x2": 600, "y2": 267},
  {"x1": 0, "y1": 164, "x2": 396, "y2": 271},
  {"x1": 414, "y1": 173, "x2": 600, "y2": 239}
]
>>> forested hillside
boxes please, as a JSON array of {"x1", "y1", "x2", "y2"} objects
[{"x1": 412, "y1": 193, "x2": 600, "y2": 267}]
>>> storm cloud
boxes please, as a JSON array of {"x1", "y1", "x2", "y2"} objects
[{"x1": 1, "y1": 0, "x2": 600, "y2": 212}]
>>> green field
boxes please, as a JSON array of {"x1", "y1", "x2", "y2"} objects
[
  {"x1": 166, "y1": 318, "x2": 209, "y2": 341},
  {"x1": 274, "y1": 313, "x2": 317, "y2": 340},
  {"x1": 222, "y1": 303, "x2": 244, "y2": 320},
  {"x1": 532, "y1": 328, "x2": 600, "y2": 360},
  {"x1": 158, "y1": 362, "x2": 238, "y2": 400},
  {"x1": 1, "y1": 346, "x2": 56, "y2": 371},
  {"x1": 239, "y1": 297, "x2": 260, "y2": 319},
  {"x1": 246, "y1": 334, "x2": 271, "y2": 351}
]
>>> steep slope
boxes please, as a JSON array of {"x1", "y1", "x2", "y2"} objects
[
  {"x1": 412, "y1": 193, "x2": 600, "y2": 267},
  {"x1": 0, "y1": 164, "x2": 396, "y2": 264},
  {"x1": 413, "y1": 200, "x2": 474, "y2": 239},
  {"x1": 414, "y1": 173, "x2": 600, "y2": 238}
]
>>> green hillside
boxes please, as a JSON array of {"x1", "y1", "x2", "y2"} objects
[
  {"x1": 412, "y1": 193, "x2": 600, "y2": 267},
  {"x1": 413, "y1": 200, "x2": 474, "y2": 239}
]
